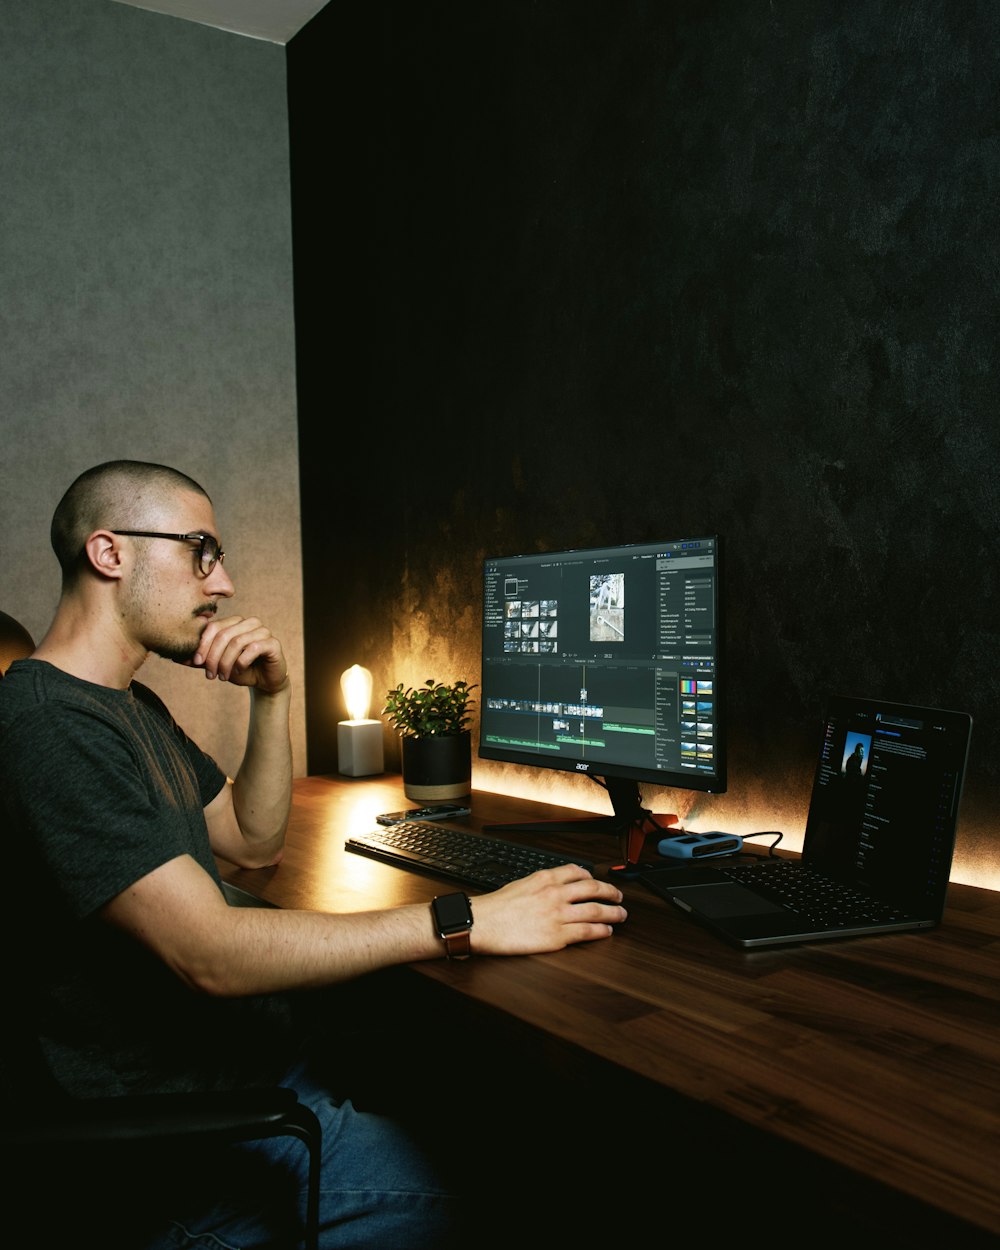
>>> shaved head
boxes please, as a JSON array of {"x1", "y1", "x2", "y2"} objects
[{"x1": 51, "y1": 460, "x2": 211, "y2": 586}]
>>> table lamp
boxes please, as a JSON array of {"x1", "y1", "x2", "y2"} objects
[{"x1": 337, "y1": 664, "x2": 384, "y2": 776}]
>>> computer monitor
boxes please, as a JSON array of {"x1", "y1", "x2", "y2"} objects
[{"x1": 479, "y1": 534, "x2": 725, "y2": 839}]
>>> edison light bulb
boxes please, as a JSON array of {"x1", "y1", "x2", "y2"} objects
[{"x1": 341, "y1": 664, "x2": 373, "y2": 722}]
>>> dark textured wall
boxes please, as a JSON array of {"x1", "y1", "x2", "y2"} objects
[{"x1": 293, "y1": 1, "x2": 1000, "y2": 885}]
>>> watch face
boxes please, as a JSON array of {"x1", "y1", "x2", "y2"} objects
[{"x1": 433, "y1": 892, "x2": 472, "y2": 932}]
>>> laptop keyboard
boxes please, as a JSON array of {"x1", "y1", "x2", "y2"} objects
[
  {"x1": 719, "y1": 858, "x2": 913, "y2": 925},
  {"x1": 345, "y1": 821, "x2": 593, "y2": 891}
]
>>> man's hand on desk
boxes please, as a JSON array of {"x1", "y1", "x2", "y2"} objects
[{"x1": 474, "y1": 864, "x2": 626, "y2": 955}]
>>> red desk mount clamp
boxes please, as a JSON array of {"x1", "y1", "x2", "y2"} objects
[{"x1": 608, "y1": 812, "x2": 680, "y2": 877}]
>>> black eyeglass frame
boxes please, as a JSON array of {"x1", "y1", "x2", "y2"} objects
[{"x1": 110, "y1": 530, "x2": 225, "y2": 576}]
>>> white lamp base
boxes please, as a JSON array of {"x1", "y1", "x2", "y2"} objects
[{"x1": 337, "y1": 719, "x2": 384, "y2": 777}]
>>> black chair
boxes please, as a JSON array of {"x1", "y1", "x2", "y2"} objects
[
  {"x1": 0, "y1": 609, "x2": 322, "y2": 1249},
  {"x1": 0, "y1": 1070, "x2": 322, "y2": 1247},
  {"x1": 0, "y1": 608, "x2": 34, "y2": 676}
]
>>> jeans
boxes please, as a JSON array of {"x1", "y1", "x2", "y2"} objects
[{"x1": 135, "y1": 1057, "x2": 465, "y2": 1250}]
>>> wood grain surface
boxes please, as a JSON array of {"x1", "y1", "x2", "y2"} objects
[{"x1": 218, "y1": 776, "x2": 1000, "y2": 1243}]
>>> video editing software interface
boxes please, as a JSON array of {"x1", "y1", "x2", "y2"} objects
[{"x1": 480, "y1": 537, "x2": 723, "y2": 789}]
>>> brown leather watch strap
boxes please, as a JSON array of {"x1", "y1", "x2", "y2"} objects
[{"x1": 441, "y1": 928, "x2": 472, "y2": 960}]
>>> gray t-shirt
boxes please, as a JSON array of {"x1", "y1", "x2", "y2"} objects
[{"x1": 0, "y1": 659, "x2": 298, "y2": 1097}]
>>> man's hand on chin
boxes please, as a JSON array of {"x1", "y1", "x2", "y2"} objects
[{"x1": 187, "y1": 615, "x2": 289, "y2": 693}]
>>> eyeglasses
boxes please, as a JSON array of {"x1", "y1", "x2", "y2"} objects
[{"x1": 111, "y1": 530, "x2": 225, "y2": 577}]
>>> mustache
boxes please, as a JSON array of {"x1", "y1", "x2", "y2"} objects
[{"x1": 194, "y1": 603, "x2": 218, "y2": 620}]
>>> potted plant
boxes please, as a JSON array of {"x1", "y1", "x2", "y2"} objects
[{"x1": 382, "y1": 678, "x2": 477, "y2": 801}]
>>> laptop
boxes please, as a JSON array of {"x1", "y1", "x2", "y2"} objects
[{"x1": 639, "y1": 695, "x2": 973, "y2": 948}]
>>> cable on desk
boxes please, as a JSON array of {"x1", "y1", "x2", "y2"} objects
[{"x1": 739, "y1": 831, "x2": 784, "y2": 855}]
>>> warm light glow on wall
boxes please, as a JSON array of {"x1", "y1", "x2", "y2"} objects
[
  {"x1": 470, "y1": 759, "x2": 999, "y2": 890},
  {"x1": 471, "y1": 758, "x2": 811, "y2": 855},
  {"x1": 382, "y1": 591, "x2": 1000, "y2": 896}
]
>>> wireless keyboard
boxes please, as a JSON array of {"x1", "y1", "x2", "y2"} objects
[{"x1": 345, "y1": 820, "x2": 593, "y2": 891}]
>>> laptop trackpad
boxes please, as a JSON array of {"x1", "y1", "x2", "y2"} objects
[{"x1": 673, "y1": 884, "x2": 787, "y2": 918}]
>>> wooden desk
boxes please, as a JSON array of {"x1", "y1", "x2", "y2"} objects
[{"x1": 218, "y1": 775, "x2": 1000, "y2": 1244}]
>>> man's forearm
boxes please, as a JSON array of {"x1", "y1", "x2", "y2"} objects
[{"x1": 231, "y1": 681, "x2": 293, "y2": 850}]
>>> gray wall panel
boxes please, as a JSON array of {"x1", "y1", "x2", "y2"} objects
[{"x1": 0, "y1": 0, "x2": 305, "y2": 778}]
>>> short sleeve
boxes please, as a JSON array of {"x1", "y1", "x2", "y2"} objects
[{"x1": 3, "y1": 686, "x2": 226, "y2": 918}]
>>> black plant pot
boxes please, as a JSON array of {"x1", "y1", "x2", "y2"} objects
[{"x1": 401, "y1": 732, "x2": 472, "y2": 802}]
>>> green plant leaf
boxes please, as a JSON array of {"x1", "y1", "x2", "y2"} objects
[{"x1": 382, "y1": 678, "x2": 478, "y2": 737}]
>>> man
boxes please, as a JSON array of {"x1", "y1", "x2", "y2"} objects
[
  {"x1": 0, "y1": 460, "x2": 626, "y2": 1248},
  {"x1": 845, "y1": 740, "x2": 865, "y2": 780}
]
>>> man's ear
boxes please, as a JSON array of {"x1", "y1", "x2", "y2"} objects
[{"x1": 84, "y1": 530, "x2": 127, "y2": 581}]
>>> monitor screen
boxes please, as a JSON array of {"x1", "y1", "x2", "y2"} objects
[{"x1": 479, "y1": 535, "x2": 725, "y2": 831}]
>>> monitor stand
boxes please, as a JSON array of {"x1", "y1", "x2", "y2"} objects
[
  {"x1": 482, "y1": 776, "x2": 642, "y2": 835},
  {"x1": 482, "y1": 778, "x2": 678, "y2": 871}
]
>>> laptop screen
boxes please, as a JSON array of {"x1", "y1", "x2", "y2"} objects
[{"x1": 803, "y1": 696, "x2": 973, "y2": 916}]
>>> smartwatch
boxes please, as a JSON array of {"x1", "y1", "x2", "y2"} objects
[{"x1": 432, "y1": 892, "x2": 474, "y2": 960}]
